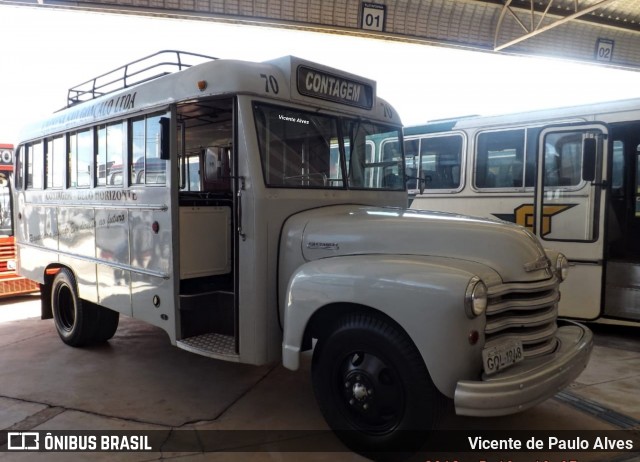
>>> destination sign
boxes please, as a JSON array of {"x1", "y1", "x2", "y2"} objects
[{"x1": 297, "y1": 66, "x2": 374, "y2": 110}]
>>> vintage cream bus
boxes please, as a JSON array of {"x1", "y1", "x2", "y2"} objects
[{"x1": 13, "y1": 51, "x2": 591, "y2": 452}]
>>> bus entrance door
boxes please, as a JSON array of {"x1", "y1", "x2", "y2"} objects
[
  {"x1": 535, "y1": 124, "x2": 608, "y2": 320},
  {"x1": 604, "y1": 123, "x2": 640, "y2": 321},
  {"x1": 175, "y1": 99, "x2": 238, "y2": 360}
]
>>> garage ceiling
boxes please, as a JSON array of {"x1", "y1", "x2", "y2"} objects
[{"x1": 6, "y1": 0, "x2": 640, "y2": 69}]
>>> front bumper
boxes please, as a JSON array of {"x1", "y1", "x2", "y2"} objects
[{"x1": 454, "y1": 320, "x2": 593, "y2": 416}]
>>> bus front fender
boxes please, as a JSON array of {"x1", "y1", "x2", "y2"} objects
[{"x1": 281, "y1": 254, "x2": 490, "y2": 397}]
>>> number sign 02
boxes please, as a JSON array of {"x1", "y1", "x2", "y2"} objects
[{"x1": 595, "y1": 38, "x2": 614, "y2": 63}]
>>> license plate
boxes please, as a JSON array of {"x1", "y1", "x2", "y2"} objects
[{"x1": 482, "y1": 340, "x2": 524, "y2": 375}]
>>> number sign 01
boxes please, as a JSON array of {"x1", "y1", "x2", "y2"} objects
[{"x1": 361, "y1": 2, "x2": 386, "y2": 32}]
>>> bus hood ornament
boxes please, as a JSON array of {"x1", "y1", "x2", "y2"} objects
[
  {"x1": 524, "y1": 256, "x2": 551, "y2": 273},
  {"x1": 306, "y1": 241, "x2": 339, "y2": 250}
]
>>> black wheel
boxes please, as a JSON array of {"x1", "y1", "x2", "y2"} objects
[
  {"x1": 51, "y1": 268, "x2": 99, "y2": 347},
  {"x1": 312, "y1": 312, "x2": 445, "y2": 454}
]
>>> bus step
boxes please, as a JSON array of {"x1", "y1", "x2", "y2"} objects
[{"x1": 176, "y1": 333, "x2": 239, "y2": 361}]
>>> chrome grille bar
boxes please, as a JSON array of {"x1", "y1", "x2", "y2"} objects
[
  {"x1": 486, "y1": 290, "x2": 559, "y2": 315},
  {"x1": 485, "y1": 305, "x2": 558, "y2": 333},
  {"x1": 485, "y1": 277, "x2": 560, "y2": 359}
]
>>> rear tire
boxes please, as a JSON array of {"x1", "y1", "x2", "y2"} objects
[
  {"x1": 86, "y1": 301, "x2": 120, "y2": 342},
  {"x1": 51, "y1": 269, "x2": 118, "y2": 346},
  {"x1": 312, "y1": 312, "x2": 445, "y2": 454}
]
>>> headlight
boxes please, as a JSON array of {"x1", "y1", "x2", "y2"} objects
[
  {"x1": 555, "y1": 253, "x2": 569, "y2": 281},
  {"x1": 7, "y1": 259, "x2": 16, "y2": 271},
  {"x1": 465, "y1": 276, "x2": 488, "y2": 318}
]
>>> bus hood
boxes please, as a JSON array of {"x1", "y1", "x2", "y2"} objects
[{"x1": 287, "y1": 205, "x2": 553, "y2": 283}]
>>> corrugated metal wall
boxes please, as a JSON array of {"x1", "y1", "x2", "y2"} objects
[{"x1": 35, "y1": 0, "x2": 640, "y2": 69}]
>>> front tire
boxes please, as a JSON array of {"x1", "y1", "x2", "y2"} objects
[{"x1": 312, "y1": 312, "x2": 445, "y2": 454}]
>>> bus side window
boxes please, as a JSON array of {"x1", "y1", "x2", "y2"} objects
[
  {"x1": 475, "y1": 130, "x2": 524, "y2": 189},
  {"x1": 131, "y1": 118, "x2": 145, "y2": 185},
  {"x1": 543, "y1": 132, "x2": 583, "y2": 187},
  {"x1": 131, "y1": 114, "x2": 168, "y2": 186},
  {"x1": 419, "y1": 135, "x2": 463, "y2": 190},
  {"x1": 46, "y1": 136, "x2": 65, "y2": 189},
  {"x1": 15, "y1": 146, "x2": 24, "y2": 190},
  {"x1": 27, "y1": 142, "x2": 44, "y2": 190},
  {"x1": 68, "y1": 130, "x2": 93, "y2": 188},
  {"x1": 97, "y1": 122, "x2": 125, "y2": 187}
]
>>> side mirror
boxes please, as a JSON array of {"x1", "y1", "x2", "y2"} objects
[
  {"x1": 159, "y1": 117, "x2": 171, "y2": 160},
  {"x1": 582, "y1": 138, "x2": 597, "y2": 182},
  {"x1": 403, "y1": 173, "x2": 425, "y2": 195}
]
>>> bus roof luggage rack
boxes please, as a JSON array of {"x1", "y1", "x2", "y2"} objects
[{"x1": 67, "y1": 50, "x2": 217, "y2": 107}]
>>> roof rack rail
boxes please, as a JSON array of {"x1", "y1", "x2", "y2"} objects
[{"x1": 67, "y1": 50, "x2": 217, "y2": 107}]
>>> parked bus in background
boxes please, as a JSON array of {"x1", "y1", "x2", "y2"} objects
[
  {"x1": 0, "y1": 144, "x2": 39, "y2": 297},
  {"x1": 12, "y1": 51, "x2": 591, "y2": 452},
  {"x1": 401, "y1": 97, "x2": 640, "y2": 324}
]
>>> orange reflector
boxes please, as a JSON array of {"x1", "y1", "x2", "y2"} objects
[
  {"x1": 197, "y1": 80, "x2": 207, "y2": 91},
  {"x1": 45, "y1": 268, "x2": 60, "y2": 276}
]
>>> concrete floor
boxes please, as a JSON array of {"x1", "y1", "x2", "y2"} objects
[{"x1": 0, "y1": 295, "x2": 639, "y2": 461}]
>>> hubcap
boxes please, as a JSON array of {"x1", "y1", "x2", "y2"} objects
[
  {"x1": 352, "y1": 382, "x2": 369, "y2": 401},
  {"x1": 339, "y1": 351, "x2": 404, "y2": 432}
]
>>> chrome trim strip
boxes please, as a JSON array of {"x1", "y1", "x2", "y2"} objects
[
  {"x1": 17, "y1": 242, "x2": 170, "y2": 280},
  {"x1": 26, "y1": 201, "x2": 168, "y2": 211}
]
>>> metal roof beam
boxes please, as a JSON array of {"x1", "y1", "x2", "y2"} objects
[{"x1": 494, "y1": 0, "x2": 620, "y2": 51}]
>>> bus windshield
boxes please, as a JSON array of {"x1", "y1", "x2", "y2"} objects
[{"x1": 254, "y1": 103, "x2": 404, "y2": 190}]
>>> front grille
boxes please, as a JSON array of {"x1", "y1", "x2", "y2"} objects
[{"x1": 485, "y1": 277, "x2": 560, "y2": 358}]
